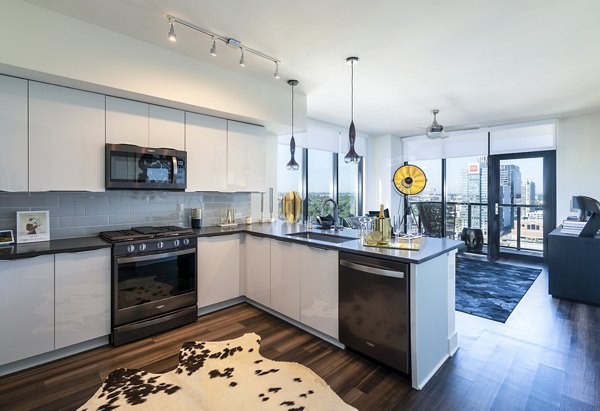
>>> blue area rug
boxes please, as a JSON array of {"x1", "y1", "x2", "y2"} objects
[{"x1": 455, "y1": 258, "x2": 541, "y2": 323}]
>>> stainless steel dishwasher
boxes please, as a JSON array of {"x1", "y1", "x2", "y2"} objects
[{"x1": 339, "y1": 252, "x2": 410, "y2": 374}]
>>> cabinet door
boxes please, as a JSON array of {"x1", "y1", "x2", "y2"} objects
[
  {"x1": 300, "y1": 246, "x2": 339, "y2": 339},
  {"x1": 0, "y1": 255, "x2": 54, "y2": 366},
  {"x1": 106, "y1": 96, "x2": 149, "y2": 146},
  {"x1": 0, "y1": 75, "x2": 28, "y2": 191},
  {"x1": 55, "y1": 249, "x2": 111, "y2": 349},
  {"x1": 244, "y1": 235, "x2": 271, "y2": 306},
  {"x1": 270, "y1": 240, "x2": 301, "y2": 320},
  {"x1": 227, "y1": 120, "x2": 267, "y2": 192},
  {"x1": 149, "y1": 105, "x2": 185, "y2": 150},
  {"x1": 185, "y1": 112, "x2": 228, "y2": 191},
  {"x1": 29, "y1": 82, "x2": 105, "y2": 191},
  {"x1": 197, "y1": 235, "x2": 240, "y2": 308}
]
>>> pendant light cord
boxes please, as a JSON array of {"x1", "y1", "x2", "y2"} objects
[
  {"x1": 351, "y1": 62, "x2": 354, "y2": 122},
  {"x1": 291, "y1": 83, "x2": 294, "y2": 135}
]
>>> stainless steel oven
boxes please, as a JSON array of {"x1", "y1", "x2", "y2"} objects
[{"x1": 102, "y1": 227, "x2": 197, "y2": 346}]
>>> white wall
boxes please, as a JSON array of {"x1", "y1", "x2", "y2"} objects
[
  {"x1": 0, "y1": 1, "x2": 306, "y2": 134},
  {"x1": 556, "y1": 111, "x2": 600, "y2": 222},
  {"x1": 365, "y1": 134, "x2": 403, "y2": 214}
]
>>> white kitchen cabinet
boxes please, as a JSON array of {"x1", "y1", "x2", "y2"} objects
[
  {"x1": 226, "y1": 120, "x2": 267, "y2": 192},
  {"x1": 197, "y1": 235, "x2": 241, "y2": 308},
  {"x1": 106, "y1": 96, "x2": 149, "y2": 146},
  {"x1": 0, "y1": 75, "x2": 28, "y2": 191},
  {"x1": 149, "y1": 105, "x2": 185, "y2": 150},
  {"x1": 29, "y1": 82, "x2": 105, "y2": 191},
  {"x1": 270, "y1": 239, "x2": 301, "y2": 321},
  {"x1": 300, "y1": 246, "x2": 339, "y2": 339},
  {"x1": 185, "y1": 112, "x2": 228, "y2": 191},
  {"x1": 0, "y1": 255, "x2": 55, "y2": 366},
  {"x1": 243, "y1": 234, "x2": 271, "y2": 306},
  {"x1": 54, "y1": 249, "x2": 111, "y2": 350}
]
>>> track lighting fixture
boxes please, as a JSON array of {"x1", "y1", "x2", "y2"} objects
[
  {"x1": 168, "y1": 18, "x2": 176, "y2": 42},
  {"x1": 210, "y1": 37, "x2": 217, "y2": 56},
  {"x1": 239, "y1": 48, "x2": 246, "y2": 67},
  {"x1": 166, "y1": 15, "x2": 280, "y2": 78},
  {"x1": 286, "y1": 80, "x2": 300, "y2": 171},
  {"x1": 344, "y1": 56, "x2": 360, "y2": 163}
]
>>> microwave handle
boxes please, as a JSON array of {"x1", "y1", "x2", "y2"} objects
[{"x1": 172, "y1": 156, "x2": 178, "y2": 184}]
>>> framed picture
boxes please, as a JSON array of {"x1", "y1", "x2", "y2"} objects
[
  {"x1": 16, "y1": 211, "x2": 50, "y2": 243},
  {"x1": 0, "y1": 230, "x2": 15, "y2": 247}
]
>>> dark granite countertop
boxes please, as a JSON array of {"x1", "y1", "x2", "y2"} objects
[
  {"x1": 0, "y1": 222, "x2": 463, "y2": 264},
  {"x1": 0, "y1": 236, "x2": 111, "y2": 260},
  {"x1": 193, "y1": 222, "x2": 464, "y2": 264}
]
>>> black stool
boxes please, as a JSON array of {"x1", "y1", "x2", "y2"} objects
[{"x1": 461, "y1": 228, "x2": 483, "y2": 253}]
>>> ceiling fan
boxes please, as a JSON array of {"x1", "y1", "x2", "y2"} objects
[{"x1": 421, "y1": 109, "x2": 480, "y2": 139}]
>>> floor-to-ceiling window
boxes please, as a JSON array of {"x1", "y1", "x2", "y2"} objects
[{"x1": 402, "y1": 121, "x2": 556, "y2": 261}]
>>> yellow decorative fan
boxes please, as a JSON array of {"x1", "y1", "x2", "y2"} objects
[{"x1": 393, "y1": 163, "x2": 427, "y2": 195}]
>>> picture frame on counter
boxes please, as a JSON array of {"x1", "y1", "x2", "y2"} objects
[
  {"x1": 0, "y1": 229, "x2": 15, "y2": 246},
  {"x1": 16, "y1": 210, "x2": 50, "y2": 243}
]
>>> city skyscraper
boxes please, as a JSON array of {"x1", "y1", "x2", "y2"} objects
[{"x1": 460, "y1": 156, "x2": 488, "y2": 231}]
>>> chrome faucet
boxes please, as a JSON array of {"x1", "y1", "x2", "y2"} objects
[{"x1": 321, "y1": 197, "x2": 341, "y2": 230}]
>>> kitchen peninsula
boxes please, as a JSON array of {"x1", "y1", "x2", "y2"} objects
[{"x1": 197, "y1": 222, "x2": 464, "y2": 390}]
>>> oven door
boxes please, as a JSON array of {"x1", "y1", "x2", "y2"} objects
[
  {"x1": 105, "y1": 144, "x2": 186, "y2": 190},
  {"x1": 113, "y1": 247, "x2": 197, "y2": 327}
]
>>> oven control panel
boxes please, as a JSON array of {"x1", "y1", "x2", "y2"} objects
[{"x1": 113, "y1": 236, "x2": 197, "y2": 256}]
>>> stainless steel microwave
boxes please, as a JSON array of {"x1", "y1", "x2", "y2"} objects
[{"x1": 105, "y1": 144, "x2": 186, "y2": 190}]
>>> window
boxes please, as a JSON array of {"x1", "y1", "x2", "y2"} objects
[
  {"x1": 338, "y1": 156, "x2": 360, "y2": 219},
  {"x1": 307, "y1": 149, "x2": 334, "y2": 219},
  {"x1": 277, "y1": 145, "x2": 363, "y2": 224},
  {"x1": 447, "y1": 156, "x2": 488, "y2": 240}
]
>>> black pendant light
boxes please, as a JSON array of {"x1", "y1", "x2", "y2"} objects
[
  {"x1": 286, "y1": 79, "x2": 300, "y2": 171},
  {"x1": 344, "y1": 56, "x2": 360, "y2": 163}
]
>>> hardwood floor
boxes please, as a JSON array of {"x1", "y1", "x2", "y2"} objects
[{"x1": 1, "y1": 261, "x2": 598, "y2": 410}]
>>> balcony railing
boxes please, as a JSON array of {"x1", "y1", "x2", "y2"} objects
[{"x1": 411, "y1": 201, "x2": 543, "y2": 253}]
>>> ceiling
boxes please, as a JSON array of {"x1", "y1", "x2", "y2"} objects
[{"x1": 25, "y1": 0, "x2": 600, "y2": 137}]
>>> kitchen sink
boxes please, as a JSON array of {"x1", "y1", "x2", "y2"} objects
[{"x1": 286, "y1": 231, "x2": 358, "y2": 243}]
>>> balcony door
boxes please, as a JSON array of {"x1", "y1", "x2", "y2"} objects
[{"x1": 487, "y1": 151, "x2": 556, "y2": 261}]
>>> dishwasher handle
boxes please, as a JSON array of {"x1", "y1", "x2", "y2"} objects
[{"x1": 340, "y1": 259, "x2": 405, "y2": 279}]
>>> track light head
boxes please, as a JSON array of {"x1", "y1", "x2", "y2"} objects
[
  {"x1": 168, "y1": 19, "x2": 176, "y2": 42},
  {"x1": 274, "y1": 62, "x2": 280, "y2": 79},
  {"x1": 210, "y1": 37, "x2": 217, "y2": 56},
  {"x1": 239, "y1": 49, "x2": 246, "y2": 67}
]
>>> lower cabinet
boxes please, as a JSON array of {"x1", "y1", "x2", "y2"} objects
[
  {"x1": 197, "y1": 235, "x2": 241, "y2": 308},
  {"x1": 300, "y1": 246, "x2": 339, "y2": 339},
  {"x1": 270, "y1": 240, "x2": 301, "y2": 321},
  {"x1": 244, "y1": 235, "x2": 271, "y2": 307},
  {"x1": 0, "y1": 256, "x2": 55, "y2": 366},
  {"x1": 55, "y1": 249, "x2": 111, "y2": 350}
]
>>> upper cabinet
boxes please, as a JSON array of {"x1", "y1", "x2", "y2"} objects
[
  {"x1": 0, "y1": 75, "x2": 28, "y2": 192},
  {"x1": 149, "y1": 105, "x2": 185, "y2": 150},
  {"x1": 106, "y1": 97, "x2": 148, "y2": 146},
  {"x1": 29, "y1": 82, "x2": 105, "y2": 192},
  {"x1": 227, "y1": 120, "x2": 267, "y2": 192},
  {"x1": 185, "y1": 112, "x2": 228, "y2": 192},
  {"x1": 106, "y1": 97, "x2": 184, "y2": 150}
]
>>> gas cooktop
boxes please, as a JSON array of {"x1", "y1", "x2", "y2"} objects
[{"x1": 99, "y1": 226, "x2": 195, "y2": 243}]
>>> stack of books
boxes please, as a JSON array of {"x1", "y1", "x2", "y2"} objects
[{"x1": 561, "y1": 219, "x2": 587, "y2": 235}]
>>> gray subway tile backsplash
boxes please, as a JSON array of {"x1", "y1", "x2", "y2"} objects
[{"x1": 0, "y1": 191, "x2": 251, "y2": 240}]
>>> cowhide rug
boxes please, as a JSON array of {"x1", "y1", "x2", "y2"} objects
[{"x1": 79, "y1": 332, "x2": 356, "y2": 411}]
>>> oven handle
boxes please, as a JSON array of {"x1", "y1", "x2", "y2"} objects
[
  {"x1": 117, "y1": 248, "x2": 195, "y2": 264},
  {"x1": 340, "y1": 260, "x2": 405, "y2": 279}
]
